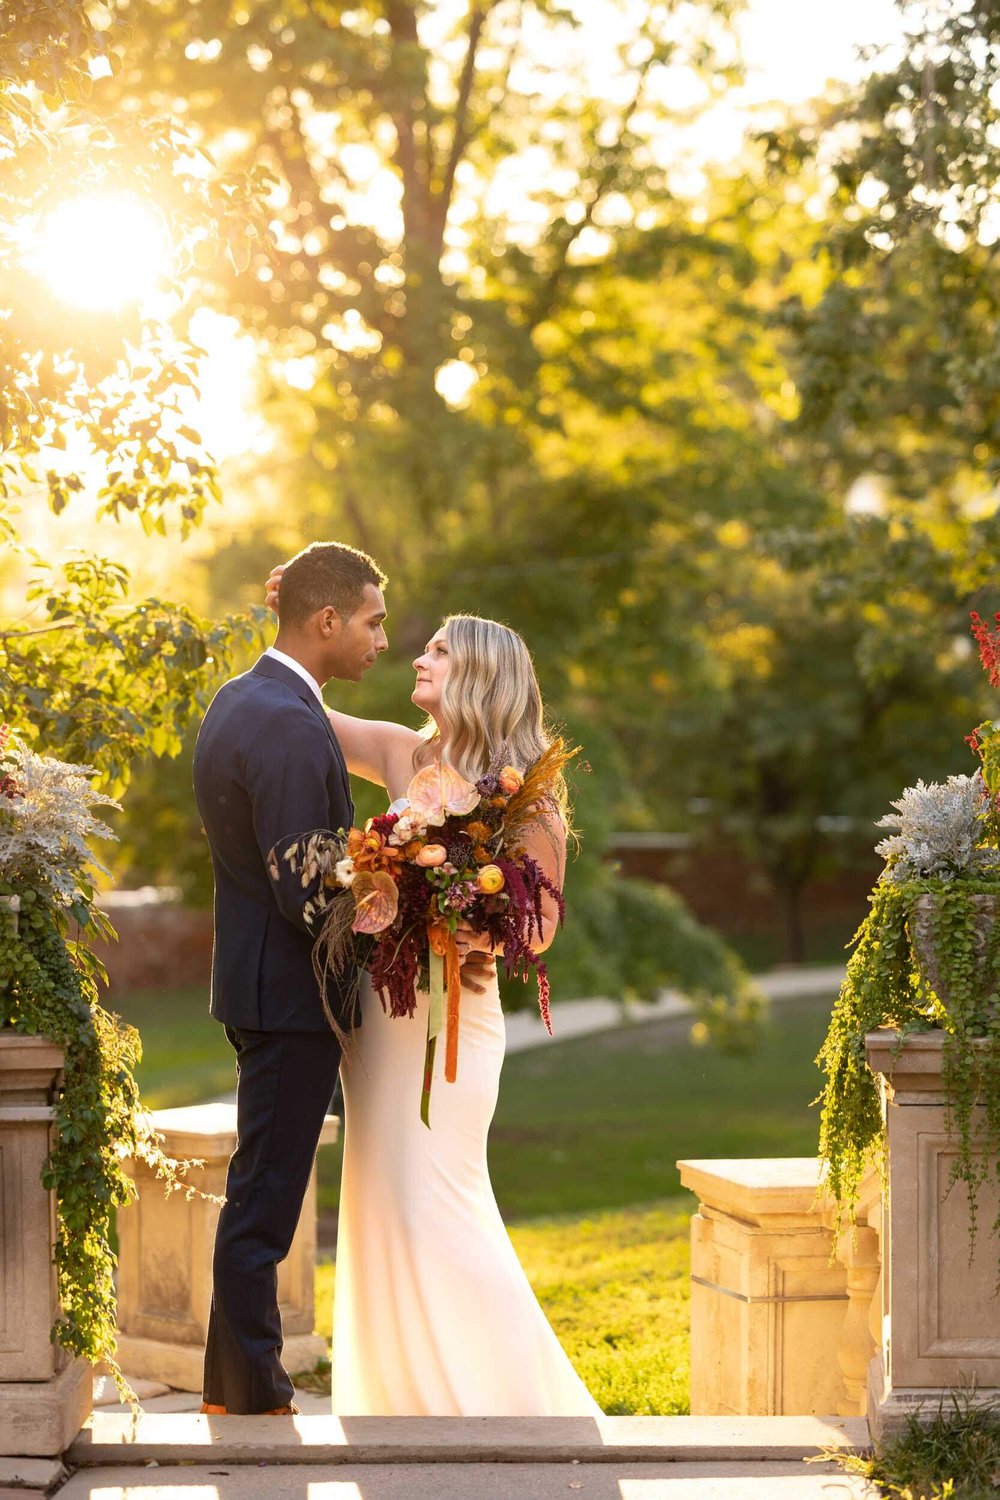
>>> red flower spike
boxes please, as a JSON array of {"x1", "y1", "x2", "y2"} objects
[{"x1": 970, "y1": 610, "x2": 1000, "y2": 688}]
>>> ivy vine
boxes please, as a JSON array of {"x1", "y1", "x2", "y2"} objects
[
  {"x1": 0, "y1": 883, "x2": 201, "y2": 1401},
  {"x1": 817, "y1": 877, "x2": 1000, "y2": 1271}
]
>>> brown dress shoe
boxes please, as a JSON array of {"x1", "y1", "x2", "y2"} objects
[
  {"x1": 263, "y1": 1402, "x2": 299, "y2": 1415},
  {"x1": 200, "y1": 1402, "x2": 227, "y2": 1415}
]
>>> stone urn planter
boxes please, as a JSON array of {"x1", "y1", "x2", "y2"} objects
[
  {"x1": 865, "y1": 1029, "x2": 1000, "y2": 1438},
  {"x1": 908, "y1": 892, "x2": 1000, "y2": 1012},
  {"x1": 0, "y1": 1032, "x2": 92, "y2": 1457}
]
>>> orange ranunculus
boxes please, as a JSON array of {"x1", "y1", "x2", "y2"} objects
[
  {"x1": 498, "y1": 766, "x2": 523, "y2": 794},
  {"x1": 477, "y1": 864, "x2": 505, "y2": 895},
  {"x1": 347, "y1": 825, "x2": 402, "y2": 874},
  {"x1": 415, "y1": 843, "x2": 448, "y2": 868}
]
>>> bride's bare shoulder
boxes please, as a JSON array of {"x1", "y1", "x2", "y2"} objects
[{"x1": 326, "y1": 709, "x2": 424, "y2": 790}]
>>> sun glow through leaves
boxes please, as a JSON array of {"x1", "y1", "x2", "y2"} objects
[{"x1": 32, "y1": 193, "x2": 170, "y2": 312}]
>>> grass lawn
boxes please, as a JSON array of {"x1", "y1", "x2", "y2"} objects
[
  {"x1": 314, "y1": 1197, "x2": 693, "y2": 1415},
  {"x1": 108, "y1": 983, "x2": 233, "y2": 1108},
  {"x1": 314, "y1": 994, "x2": 834, "y2": 1221},
  {"x1": 109, "y1": 985, "x2": 836, "y2": 1217}
]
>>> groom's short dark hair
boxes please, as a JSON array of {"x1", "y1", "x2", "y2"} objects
[{"x1": 278, "y1": 542, "x2": 387, "y2": 628}]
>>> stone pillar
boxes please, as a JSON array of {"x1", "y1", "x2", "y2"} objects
[
  {"x1": 677, "y1": 1158, "x2": 849, "y2": 1416},
  {"x1": 866, "y1": 1029, "x2": 1000, "y2": 1438},
  {"x1": 115, "y1": 1102, "x2": 339, "y2": 1391},
  {"x1": 0, "y1": 1034, "x2": 92, "y2": 1456}
]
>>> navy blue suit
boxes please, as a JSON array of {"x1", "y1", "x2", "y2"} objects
[{"x1": 193, "y1": 653, "x2": 356, "y2": 1411}]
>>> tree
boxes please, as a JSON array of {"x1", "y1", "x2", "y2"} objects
[
  {"x1": 1, "y1": 1, "x2": 269, "y2": 788},
  {"x1": 101, "y1": 0, "x2": 743, "y2": 587}
]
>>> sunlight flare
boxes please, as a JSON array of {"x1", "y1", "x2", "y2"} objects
[{"x1": 32, "y1": 193, "x2": 170, "y2": 311}]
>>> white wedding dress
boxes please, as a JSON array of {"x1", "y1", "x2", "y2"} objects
[{"x1": 331, "y1": 965, "x2": 602, "y2": 1416}]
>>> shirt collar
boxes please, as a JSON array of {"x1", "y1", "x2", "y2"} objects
[{"x1": 263, "y1": 646, "x2": 325, "y2": 707}]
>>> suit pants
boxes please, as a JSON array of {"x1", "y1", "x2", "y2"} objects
[{"x1": 203, "y1": 1025, "x2": 342, "y2": 1412}]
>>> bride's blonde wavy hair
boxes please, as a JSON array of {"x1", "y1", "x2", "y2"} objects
[{"x1": 417, "y1": 614, "x2": 569, "y2": 819}]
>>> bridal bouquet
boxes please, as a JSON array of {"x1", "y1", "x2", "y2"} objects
[{"x1": 272, "y1": 743, "x2": 575, "y2": 1124}]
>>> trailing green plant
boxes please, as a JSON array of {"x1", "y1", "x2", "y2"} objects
[
  {"x1": 818, "y1": 877, "x2": 1000, "y2": 1248},
  {"x1": 825, "y1": 1387, "x2": 1000, "y2": 1500},
  {"x1": 0, "y1": 726, "x2": 205, "y2": 1400},
  {"x1": 820, "y1": 613, "x2": 1000, "y2": 1264}
]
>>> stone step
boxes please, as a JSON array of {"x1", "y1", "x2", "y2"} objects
[
  {"x1": 68, "y1": 1413, "x2": 869, "y2": 1468},
  {"x1": 56, "y1": 1459, "x2": 879, "y2": 1499}
]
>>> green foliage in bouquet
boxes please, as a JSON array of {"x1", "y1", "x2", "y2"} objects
[{"x1": 0, "y1": 727, "x2": 203, "y2": 1395}]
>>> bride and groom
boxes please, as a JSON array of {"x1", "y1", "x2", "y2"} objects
[{"x1": 192, "y1": 540, "x2": 600, "y2": 1418}]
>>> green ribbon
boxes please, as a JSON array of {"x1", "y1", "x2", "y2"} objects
[
  {"x1": 427, "y1": 945, "x2": 445, "y2": 1041},
  {"x1": 421, "y1": 945, "x2": 446, "y2": 1129}
]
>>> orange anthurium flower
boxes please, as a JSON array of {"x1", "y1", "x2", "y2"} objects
[{"x1": 351, "y1": 871, "x2": 400, "y2": 933}]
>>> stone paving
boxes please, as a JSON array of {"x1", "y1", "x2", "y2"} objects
[
  {"x1": 56, "y1": 1460, "x2": 878, "y2": 1498},
  {"x1": 57, "y1": 1414, "x2": 875, "y2": 1499}
]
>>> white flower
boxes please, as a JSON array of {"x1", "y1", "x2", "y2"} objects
[
  {"x1": 388, "y1": 810, "x2": 429, "y2": 844},
  {"x1": 334, "y1": 857, "x2": 357, "y2": 887}
]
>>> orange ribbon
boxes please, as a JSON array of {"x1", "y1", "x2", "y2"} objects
[{"x1": 428, "y1": 919, "x2": 462, "y2": 1083}]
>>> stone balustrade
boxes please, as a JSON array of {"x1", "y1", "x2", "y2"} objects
[
  {"x1": 0, "y1": 1034, "x2": 92, "y2": 1457},
  {"x1": 677, "y1": 1156, "x2": 880, "y2": 1418},
  {"x1": 115, "y1": 1101, "x2": 339, "y2": 1392},
  {"x1": 866, "y1": 1030, "x2": 1000, "y2": 1437}
]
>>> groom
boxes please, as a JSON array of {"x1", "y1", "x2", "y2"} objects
[{"x1": 193, "y1": 540, "x2": 389, "y2": 1415}]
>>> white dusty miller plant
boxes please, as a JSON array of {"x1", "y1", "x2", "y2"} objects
[
  {"x1": 0, "y1": 727, "x2": 119, "y2": 903},
  {"x1": 875, "y1": 773, "x2": 1000, "y2": 884}
]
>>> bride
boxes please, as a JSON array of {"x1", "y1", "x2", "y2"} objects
[{"x1": 267, "y1": 573, "x2": 601, "y2": 1418}]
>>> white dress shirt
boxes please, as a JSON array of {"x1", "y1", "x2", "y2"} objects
[{"x1": 263, "y1": 646, "x2": 325, "y2": 708}]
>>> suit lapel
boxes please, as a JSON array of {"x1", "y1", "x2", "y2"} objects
[{"x1": 251, "y1": 656, "x2": 354, "y2": 819}]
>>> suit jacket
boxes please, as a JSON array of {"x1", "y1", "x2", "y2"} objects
[{"x1": 193, "y1": 654, "x2": 355, "y2": 1032}]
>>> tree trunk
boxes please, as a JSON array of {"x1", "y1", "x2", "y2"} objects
[{"x1": 777, "y1": 877, "x2": 807, "y2": 965}]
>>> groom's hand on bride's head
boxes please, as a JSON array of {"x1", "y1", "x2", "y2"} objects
[
  {"x1": 460, "y1": 948, "x2": 496, "y2": 995},
  {"x1": 264, "y1": 563, "x2": 286, "y2": 614}
]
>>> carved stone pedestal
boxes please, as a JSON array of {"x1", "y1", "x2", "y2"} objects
[
  {"x1": 116, "y1": 1102, "x2": 339, "y2": 1391},
  {"x1": 677, "y1": 1158, "x2": 852, "y2": 1416},
  {"x1": 866, "y1": 1031, "x2": 1000, "y2": 1438},
  {"x1": 0, "y1": 1034, "x2": 92, "y2": 1456}
]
